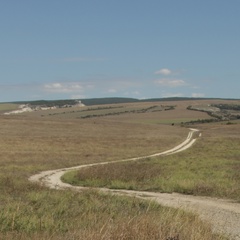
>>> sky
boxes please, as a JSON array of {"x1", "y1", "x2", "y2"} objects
[{"x1": 0, "y1": 0, "x2": 240, "y2": 102}]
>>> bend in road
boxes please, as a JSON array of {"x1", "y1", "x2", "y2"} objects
[{"x1": 29, "y1": 128, "x2": 240, "y2": 240}]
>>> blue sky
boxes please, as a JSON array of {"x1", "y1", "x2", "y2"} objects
[{"x1": 0, "y1": 0, "x2": 240, "y2": 102}]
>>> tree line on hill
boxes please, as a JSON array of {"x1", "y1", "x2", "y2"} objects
[{"x1": 13, "y1": 97, "x2": 220, "y2": 107}]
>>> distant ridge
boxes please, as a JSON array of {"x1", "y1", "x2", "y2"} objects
[
  {"x1": 78, "y1": 97, "x2": 239, "y2": 105},
  {"x1": 11, "y1": 97, "x2": 239, "y2": 107},
  {"x1": 80, "y1": 97, "x2": 138, "y2": 105}
]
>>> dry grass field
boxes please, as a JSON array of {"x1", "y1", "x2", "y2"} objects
[
  {"x1": 0, "y1": 103, "x2": 19, "y2": 114},
  {"x1": 64, "y1": 121, "x2": 240, "y2": 201},
  {"x1": 0, "y1": 99, "x2": 239, "y2": 239}
]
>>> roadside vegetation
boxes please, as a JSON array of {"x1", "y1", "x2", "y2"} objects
[
  {"x1": 1, "y1": 183, "x2": 227, "y2": 240},
  {"x1": 64, "y1": 123, "x2": 240, "y2": 201},
  {"x1": 0, "y1": 99, "x2": 239, "y2": 239}
]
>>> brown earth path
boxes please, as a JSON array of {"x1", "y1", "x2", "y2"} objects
[{"x1": 29, "y1": 128, "x2": 240, "y2": 240}]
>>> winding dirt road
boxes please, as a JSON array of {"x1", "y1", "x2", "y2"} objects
[{"x1": 29, "y1": 128, "x2": 240, "y2": 240}]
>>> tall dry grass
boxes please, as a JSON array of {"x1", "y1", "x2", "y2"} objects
[
  {"x1": 0, "y1": 100, "x2": 237, "y2": 239},
  {"x1": 0, "y1": 186, "x2": 226, "y2": 240},
  {"x1": 65, "y1": 121, "x2": 240, "y2": 201}
]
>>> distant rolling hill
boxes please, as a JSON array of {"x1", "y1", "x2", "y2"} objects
[{"x1": 11, "y1": 97, "x2": 229, "y2": 107}]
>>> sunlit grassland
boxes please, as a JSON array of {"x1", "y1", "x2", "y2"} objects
[
  {"x1": 0, "y1": 103, "x2": 19, "y2": 113},
  {"x1": 0, "y1": 186, "x2": 226, "y2": 240},
  {"x1": 29, "y1": 103, "x2": 157, "y2": 119},
  {"x1": 0, "y1": 100, "x2": 236, "y2": 239},
  {"x1": 63, "y1": 121, "x2": 240, "y2": 202},
  {"x1": 129, "y1": 118, "x2": 201, "y2": 125}
]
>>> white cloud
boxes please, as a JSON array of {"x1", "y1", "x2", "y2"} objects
[
  {"x1": 71, "y1": 94, "x2": 86, "y2": 99},
  {"x1": 108, "y1": 89, "x2": 117, "y2": 93},
  {"x1": 155, "y1": 78, "x2": 186, "y2": 87},
  {"x1": 191, "y1": 93, "x2": 205, "y2": 98},
  {"x1": 161, "y1": 92, "x2": 185, "y2": 98},
  {"x1": 132, "y1": 91, "x2": 140, "y2": 95},
  {"x1": 155, "y1": 68, "x2": 172, "y2": 75},
  {"x1": 44, "y1": 82, "x2": 83, "y2": 93}
]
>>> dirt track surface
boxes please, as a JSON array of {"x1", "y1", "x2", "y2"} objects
[{"x1": 29, "y1": 128, "x2": 240, "y2": 240}]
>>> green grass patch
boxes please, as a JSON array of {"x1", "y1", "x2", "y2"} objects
[
  {"x1": 1, "y1": 99, "x2": 238, "y2": 239},
  {"x1": 0, "y1": 103, "x2": 19, "y2": 112},
  {"x1": 0, "y1": 183, "x2": 226, "y2": 240},
  {"x1": 63, "y1": 137, "x2": 240, "y2": 201}
]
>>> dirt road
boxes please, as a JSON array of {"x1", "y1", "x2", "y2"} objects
[{"x1": 29, "y1": 128, "x2": 240, "y2": 240}]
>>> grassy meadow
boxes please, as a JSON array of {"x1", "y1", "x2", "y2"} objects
[
  {"x1": 0, "y1": 99, "x2": 239, "y2": 239},
  {"x1": 64, "y1": 122, "x2": 240, "y2": 201},
  {"x1": 0, "y1": 103, "x2": 19, "y2": 114}
]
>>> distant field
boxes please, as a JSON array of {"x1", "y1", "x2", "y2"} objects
[
  {"x1": 64, "y1": 120, "x2": 240, "y2": 201},
  {"x1": 26, "y1": 99, "x2": 217, "y2": 122},
  {"x1": 0, "y1": 98, "x2": 238, "y2": 239},
  {"x1": 0, "y1": 103, "x2": 19, "y2": 113}
]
